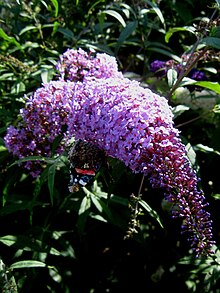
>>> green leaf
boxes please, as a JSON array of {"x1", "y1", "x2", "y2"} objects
[
  {"x1": 78, "y1": 196, "x2": 91, "y2": 215},
  {"x1": 102, "y1": 10, "x2": 126, "y2": 27},
  {"x1": 210, "y1": 26, "x2": 220, "y2": 38},
  {"x1": 213, "y1": 104, "x2": 220, "y2": 113},
  {"x1": 11, "y1": 81, "x2": 26, "y2": 94},
  {"x1": 139, "y1": 200, "x2": 163, "y2": 228},
  {"x1": 194, "y1": 144, "x2": 220, "y2": 155},
  {"x1": 215, "y1": 0, "x2": 220, "y2": 7},
  {"x1": 167, "y1": 68, "x2": 178, "y2": 88},
  {"x1": 52, "y1": 21, "x2": 60, "y2": 36},
  {"x1": 179, "y1": 77, "x2": 196, "y2": 87},
  {"x1": 48, "y1": 164, "x2": 56, "y2": 205},
  {"x1": 117, "y1": 21, "x2": 137, "y2": 45},
  {"x1": 90, "y1": 213, "x2": 108, "y2": 222},
  {"x1": 0, "y1": 28, "x2": 22, "y2": 50},
  {"x1": 172, "y1": 105, "x2": 190, "y2": 119},
  {"x1": 9, "y1": 156, "x2": 55, "y2": 168},
  {"x1": 19, "y1": 25, "x2": 38, "y2": 35},
  {"x1": 90, "y1": 195, "x2": 103, "y2": 213},
  {"x1": 146, "y1": 0, "x2": 165, "y2": 28},
  {"x1": 194, "y1": 81, "x2": 220, "y2": 94},
  {"x1": 147, "y1": 47, "x2": 182, "y2": 62},
  {"x1": 2, "y1": 275, "x2": 18, "y2": 292},
  {"x1": 90, "y1": 193, "x2": 114, "y2": 220},
  {"x1": 200, "y1": 37, "x2": 220, "y2": 49},
  {"x1": 179, "y1": 79, "x2": 220, "y2": 94},
  {"x1": 40, "y1": 69, "x2": 49, "y2": 83},
  {"x1": 186, "y1": 143, "x2": 196, "y2": 166},
  {"x1": 50, "y1": 0, "x2": 59, "y2": 17},
  {"x1": 211, "y1": 193, "x2": 220, "y2": 200},
  {"x1": 57, "y1": 27, "x2": 75, "y2": 39},
  {"x1": 109, "y1": 195, "x2": 128, "y2": 206},
  {"x1": 165, "y1": 26, "x2": 196, "y2": 43},
  {"x1": 10, "y1": 260, "x2": 46, "y2": 269},
  {"x1": 0, "y1": 200, "x2": 42, "y2": 217},
  {"x1": 0, "y1": 235, "x2": 17, "y2": 246}
]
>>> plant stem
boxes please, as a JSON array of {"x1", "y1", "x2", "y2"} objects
[
  {"x1": 166, "y1": 8, "x2": 218, "y2": 100},
  {"x1": 166, "y1": 47, "x2": 208, "y2": 100}
]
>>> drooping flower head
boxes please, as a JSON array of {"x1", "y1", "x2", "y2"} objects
[{"x1": 4, "y1": 48, "x2": 215, "y2": 255}]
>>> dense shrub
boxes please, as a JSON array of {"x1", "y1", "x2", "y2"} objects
[{"x1": 0, "y1": 0, "x2": 220, "y2": 292}]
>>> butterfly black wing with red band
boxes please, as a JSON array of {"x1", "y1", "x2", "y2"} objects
[{"x1": 68, "y1": 140, "x2": 105, "y2": 193}]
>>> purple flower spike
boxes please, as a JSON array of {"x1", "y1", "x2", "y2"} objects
[
  {"x1": 150, "y1": 60, "x2": 167, "y2": 77},
  {"x1": 4, "y1": 49, "x2": 215, "y2": 255},
  {"x1": 188, "y1": 68, "x2": 207, "y2": 81}
]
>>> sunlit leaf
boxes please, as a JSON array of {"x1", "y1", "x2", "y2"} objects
[
  {"x1": 215, "y1": 0, "x2": 220, "y2": 7},
  {"x1": 102, "y1": 10, "x2": 126, "y2": 27},
  {"x1": 186, "y1": 143, "x2": 196, "y2": 166},
  {"x1": 50, "y1": 247, "x2": 61, "y2": 256},
  {"x1": 213, "y1": 104, "x2": 220, "y2": 113},
  {"x1": 211, "y1": 194, "x2": 220, "y2": 200},
  {"x1": 90, "y1": 213, "x2": 108, "y2": 222},
  {"x1": 0, "y1": 28, "x2": 22, "y2": 50},
  {"x1": 40, "y1": 69, "x2": 49, "y2": 83},
  {"x1": 52, "y1": 21, "x2": 60, "y2": 36},
  {"x1": 50, "y1": 0, "x2": 59, "y2": 17},
  {"x1": 0, "y1": 235, "x2": 17, "y2": 246},
  {"x1": 90, "y1": 195, "x2": 103, "y2": 213},
  {"x1": 146, "y1": 0, "x2": 165, "y2": 28},
  {"x1": 91, "y1": 193, "x2": 114, "y2": 220},
  {"x1": 78, "y1": 196, "x2": 91, "y2": 215},
  {"x1": 165, "y1": 26, "x2": 196, "y2": 43},
  {"x1": 167, "y1": 68, "x2": 178, "y2": 88},
  {"x1": 19, "y1": 25, "x2": 38, "y2": 35},
  {"x1": 194, "y1": 81, "x2": 220, "y2": 94},
  {"x1": 179, "y1": 78, "x2": 220, "y2": 94},
  {"x1": 194, "y1": 144, "x2": 220, "y2": 155},
  {"x1": 10, "y1": 260, "x2": 46, "y2": 269},
  {"x1": 172, "y1": 105, "x2": 190, "y2": 119}
]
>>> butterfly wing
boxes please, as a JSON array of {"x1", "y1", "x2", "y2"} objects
[{"x1": 68, "y1": 140, "x2": 105, "y2": 193}]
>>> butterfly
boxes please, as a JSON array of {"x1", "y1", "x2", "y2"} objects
[{"x1": 68, "y1": 139, "x2": 105, "y2": 193}]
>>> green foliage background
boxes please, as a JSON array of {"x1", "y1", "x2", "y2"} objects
[{"x1": 1, "y1": 0, "x2": 220, "y2": 292}]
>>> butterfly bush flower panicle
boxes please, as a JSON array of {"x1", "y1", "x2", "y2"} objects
[{"x1": 4, "y1": 48, "x2": 214, "y2": 255}]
